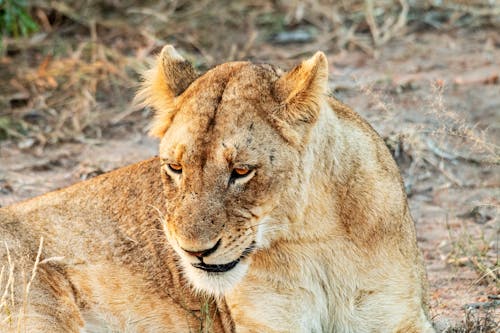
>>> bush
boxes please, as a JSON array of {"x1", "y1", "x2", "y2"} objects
[{"x1": 0, "y1": 0, "x2": 37, "y2": 42}]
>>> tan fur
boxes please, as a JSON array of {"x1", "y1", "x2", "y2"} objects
[
  {"x1": 0, "y1": 159, "x2": 232, "y2": 332},
  {"x1": 1, "y1": 46, "x2": 435, "y2": 332}
]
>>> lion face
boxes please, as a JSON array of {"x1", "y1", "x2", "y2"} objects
[{"x1": 137, "y1": 46, "x2": 328, "y2": 295}]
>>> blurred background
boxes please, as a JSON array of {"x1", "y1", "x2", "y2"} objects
[{"x1": 0, "y1": 0, "x2": 499, "y2": 331}]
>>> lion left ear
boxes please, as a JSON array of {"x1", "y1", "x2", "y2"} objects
[
  {"x1": 135, "y1": 45, "x2": 198, "y2": 138},
  {"x1": 272, "y1": 52, "x2": 329, "y2": 145}
]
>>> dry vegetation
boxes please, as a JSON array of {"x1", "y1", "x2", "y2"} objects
[
  {"x1": 1, "y1": 0, "x2": 499, "y2": 146},
  {"x1": 0, "y1": 0, "x2": 499, "y2": 332}
]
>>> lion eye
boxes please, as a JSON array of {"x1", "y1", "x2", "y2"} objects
[
  {"x1": 167, "y1": 163, "x2": 182, "y2": 174},
  {"x1": 234, "y1": 167, "x2": 250, "y2": 176},
  {"x1": 230, "y1": 167, "x2": 254, "y2": 183}
]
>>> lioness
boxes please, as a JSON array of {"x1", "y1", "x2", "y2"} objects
[{"x1": 0, "y1": 46, "x2": 435, "y2": 332}]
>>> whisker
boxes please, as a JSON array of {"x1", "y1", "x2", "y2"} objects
[
  {"x1": 140, "y1": 228, "x2": 166, "y2": 236},
  {"x1": 242, "y1": 221, "x2": 271, "y2": 231}
]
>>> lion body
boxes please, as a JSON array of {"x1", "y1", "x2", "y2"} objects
[
  {"x1": 0, "y1": 47, "x2": 434, "y2": 332},
  {"x1": 223, "y1": 97, "x2": 432, "y2": 333}
]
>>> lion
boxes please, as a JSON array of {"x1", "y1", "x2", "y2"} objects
[{"x1": 0, "y1": 45, "x2": 435, "y2": 332}]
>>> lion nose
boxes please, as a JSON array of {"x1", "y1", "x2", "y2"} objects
[{"x1": 181, "y1": 239, "x2": 221, "y2": 258}]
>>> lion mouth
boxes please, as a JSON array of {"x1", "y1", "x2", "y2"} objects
[
  {"x1": 192, "y1": 260, "x2": 240, "y2": 273},
  {"x1": 192, "y1": 242, "x2": 256, "y2": 273}
]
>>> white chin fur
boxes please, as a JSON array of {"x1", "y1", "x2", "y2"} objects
[
  {"x1": 169, "y1": 215, "x2": 272, "y2": 296},
  {"x1": 182, "y1": 259, "x2": 249, "y2": 296}
]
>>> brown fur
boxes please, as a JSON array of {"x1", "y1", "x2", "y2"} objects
[{"x1": 1, "y1": 46, "x2": 435, "y2": 332}]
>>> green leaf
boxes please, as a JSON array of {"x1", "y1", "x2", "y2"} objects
[{"x1": 0, "y1": 0, "x2": 38, "y2": 38}]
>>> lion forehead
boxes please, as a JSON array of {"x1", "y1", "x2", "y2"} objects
[
  {"x1": 162, "y1": 64, "x2": 282, "y2": 160},
  {"x1": 174, "y1": 63, "x2": 280, "y2": 118}
]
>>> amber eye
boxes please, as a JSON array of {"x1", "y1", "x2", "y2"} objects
[
  {"x1": 230, "y1": 167, "x2": 254, "y2": 183},
  {"x1": 167, "y1": 163, "x2": 182, "y2": 174},
  {"x1": 234, "y1": 167, "x2": 250, "y2": 176}
]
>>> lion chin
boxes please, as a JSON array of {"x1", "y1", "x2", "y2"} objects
[
  {"x1": 174, "y1": 219, "x2": 268, "y2": 296},
  {"x1": 182, "y1": 258, "x2": 250, "y2": 296}
]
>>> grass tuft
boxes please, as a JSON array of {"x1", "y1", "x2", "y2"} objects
[
  {"x1": 444, "y1": 307, "x2": 498, "y2": 333},
  {"x1": 0, "y1": 237, "x2": 43, "y2": 333}
]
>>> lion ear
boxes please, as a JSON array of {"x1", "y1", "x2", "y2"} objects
[
  {"x1": 135, "y1": 45, "x2": 198, "y2": 138},
  {"x1": 272, "y1": 52, "x2": 328, "y2": 145}
]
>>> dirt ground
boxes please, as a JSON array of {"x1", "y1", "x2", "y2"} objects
[{"x1": 0, "y1": 4, "x2": 498, "y2": 330}]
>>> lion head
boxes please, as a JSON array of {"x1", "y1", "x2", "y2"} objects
[{"x1": 137, "y1": 45, "x2": 329, "y2": 295}]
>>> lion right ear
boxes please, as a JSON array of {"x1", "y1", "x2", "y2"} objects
[
  {"x1": 135, "y1": 45, "x2": 198, "y2": 138},
  {"x1": 271, "y1": 52, "x2": 329, "y2": 146}
]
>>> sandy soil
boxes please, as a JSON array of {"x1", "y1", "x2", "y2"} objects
[{"x1": 0, "y1": 28, "x2": 498, "y2": 328}]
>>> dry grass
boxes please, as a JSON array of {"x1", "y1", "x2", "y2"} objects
[
  {"x1": 0, "y1": 243, "x2": 16, "y2": 329},
  {"x1": 423, "y1": 82, "x2": 499, "y2": 165},
  {"x1": 444, "y1": 307, "x2": 499, "y2": 333},
  {"x1": 0, "y1": 237, "x2": 43, "y2": 333},
  {"x1": 445, "y1": 219, "x2": 499, "y2": 288},
  {"x1": 1, "y1": 0, "x2": 499, "y2": 145},
  {"x1": 353, "y1": 76, "x2": 499, "y2": 185}
]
